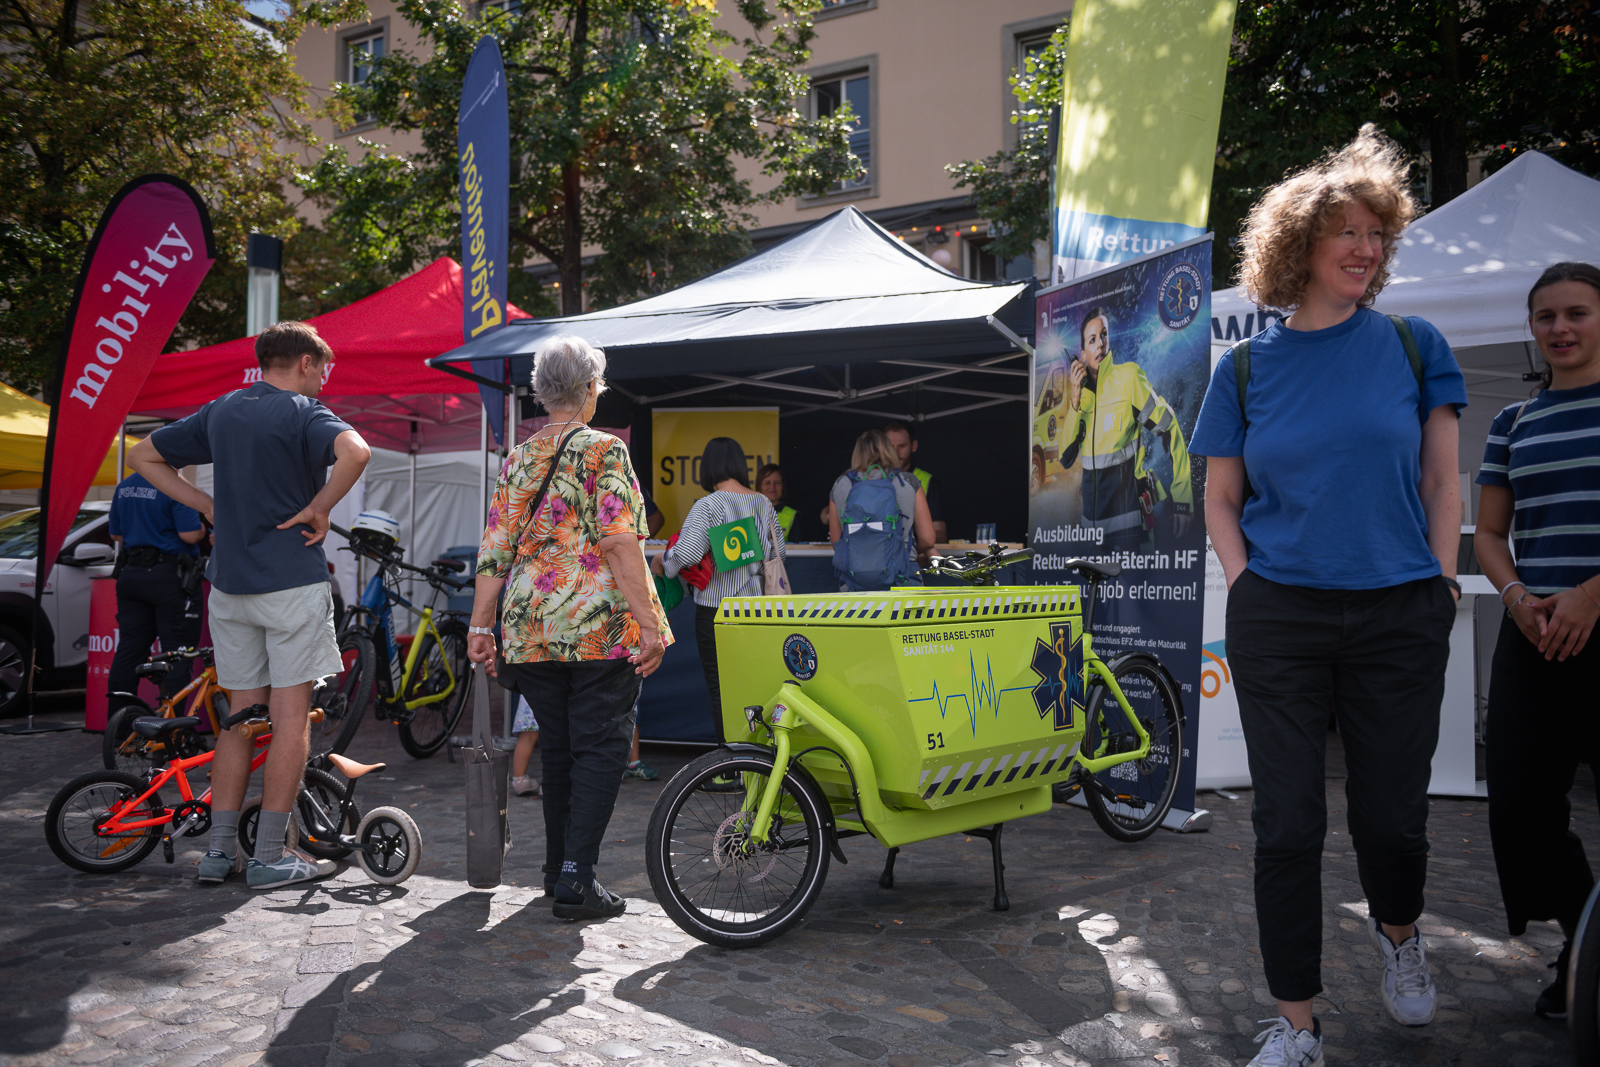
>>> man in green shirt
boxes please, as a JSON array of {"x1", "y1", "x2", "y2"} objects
[{"x1": 884, "y1": 421, "x2": 945, "y2": 544}]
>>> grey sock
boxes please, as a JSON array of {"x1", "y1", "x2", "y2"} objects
[
  {"x1": 210, "y1": 810, "x2": 239, "y2": 860},
  {"x1": 254, "y1": 809, "x2": 291, "y2": 864}
]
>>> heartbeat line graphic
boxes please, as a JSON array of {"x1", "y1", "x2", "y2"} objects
[{"x1": 908, "y1": 651, "x2": 1033, "y2": 735}]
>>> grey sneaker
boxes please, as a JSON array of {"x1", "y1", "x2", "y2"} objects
[
  {"x1": 246, "y1": 847, "x2": 337, "y2": 890},
  {"x1": 511, "y1": 775, "x2": 540, "y2": 797},
  {"x1": 1367, "y1": 917, "x2": 1437, "y2": 1026},
  {"x1": 1248, "y1": 1017, "x2": 1324, "y2": 1067},
  {"x1": 197, "y1": 849, "x2": 241, "y2": 884}
]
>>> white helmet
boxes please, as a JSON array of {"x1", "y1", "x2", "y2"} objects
[{"x1": 350, "y1": 510, "x2": 402, "y2": 556}]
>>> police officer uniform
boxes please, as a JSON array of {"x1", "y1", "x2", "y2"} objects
[{"x1": 107, "y1": 471, "x2": 204, "y2": 711}]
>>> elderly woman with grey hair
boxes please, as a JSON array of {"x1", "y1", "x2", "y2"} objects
[{"x1": 467, "y1": 335, "x2": 671, "y2": 920}]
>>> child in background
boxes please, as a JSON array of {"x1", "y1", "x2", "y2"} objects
[{"x1": 510, "y1": 695, "x2": 540, "y2": 797}]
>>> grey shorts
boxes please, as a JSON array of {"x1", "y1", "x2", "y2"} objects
[{"x1": 208, "y1": 582, "x2": 342, "y2": 691}]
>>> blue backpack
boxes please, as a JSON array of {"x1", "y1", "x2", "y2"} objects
[{"x1": 832, "y1": 470, "x2": 919, "y2": 591}]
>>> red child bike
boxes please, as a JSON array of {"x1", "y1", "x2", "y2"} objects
[{"x1": 45, "y1": 696, "x2": 420, "y2": 884}]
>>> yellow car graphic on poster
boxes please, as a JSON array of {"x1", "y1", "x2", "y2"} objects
[{"x1": 1031, "y1": 356, "x2": 1070, "y2": 493}]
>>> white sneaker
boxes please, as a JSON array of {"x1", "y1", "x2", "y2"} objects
[
  {"x1": 1248, "y1": 1017, "x2": 1324, "y2": 1067},
  {"x1": 246, "y1": 847, "x2": 336, "y2": 890},
  {"x1": 1367, "y1": 916, "x2": 1437, "y2": 1026}
]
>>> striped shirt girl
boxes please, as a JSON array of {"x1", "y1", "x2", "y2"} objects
[
  {"x1": 662, "y1": 490, "x2": 784, "y2": 608},
  {"x1": 1476, "y1": 379, "x2": 1600, "y2": 595}
]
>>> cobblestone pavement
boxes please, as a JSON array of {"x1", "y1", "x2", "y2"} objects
[{"x1": 1, "y1": 692, "x2": 1591, "y2": 1067}]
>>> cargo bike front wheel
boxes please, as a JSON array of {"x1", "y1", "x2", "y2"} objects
[
  {"x1": 1078, "y1": 653, "x2": 1185, "y2": 843},
  {"x1": 646, "y1": 750, "x2": 831, "y2": 948}
]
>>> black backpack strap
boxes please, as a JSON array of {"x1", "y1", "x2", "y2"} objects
[
  {"x1": 1386, "y1": 314, "x2": 1425, "y2": 387},
  {"x1": 1232, "y1": 338, "x2": 1252, "y2": 430}
]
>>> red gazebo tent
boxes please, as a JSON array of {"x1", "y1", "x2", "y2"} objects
[{"x1": 131, "y1": 257, "x2": 530, "y2": 452}]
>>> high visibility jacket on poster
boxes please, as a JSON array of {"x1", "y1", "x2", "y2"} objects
[{"x1": 1060, "y1": 350, "x2": 1193, "y2": 534}]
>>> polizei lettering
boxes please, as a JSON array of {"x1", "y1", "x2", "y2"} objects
[
  {"x1": 460, "y1": 141, "x2": 503, "y2": 338},
  {"x1": 69, "y1": 223, "x2": 194, "y2": 409}
]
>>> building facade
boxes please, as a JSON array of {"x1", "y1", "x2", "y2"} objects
[{"x1": 288, "y1": 1, "x2": 1070, "y2": 293}]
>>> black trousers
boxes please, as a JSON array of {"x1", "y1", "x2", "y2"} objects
[
  {"x1": 1227, "y1": 569, "x2": 1454, "y2": 1001},
  {"x1": 694, "y1": 604, "x2": 725, "y2": 744},
  {"x1": 108, "y1": 561, "x2": 198, "y2": 710},
  {"x1": 504, "y1": 658, "x2": 639, "y2": 879},
  {"x1": 1486, "y1": 612, "x2": 1600, "y2": 936}
]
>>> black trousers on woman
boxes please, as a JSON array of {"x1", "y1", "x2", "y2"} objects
[
  {"x1": 505, "y1": 659, "x2": 639, "y2": 881},
  {"x1": 694, "y1": 604, "x2": 725, "y2": 744},
  {"x1": 1486, "y1": 612, "x2": 1600, "y2": 936},
  {"x1": 1226, "y1": 570, "x2": 1455, "y2": 1002}
]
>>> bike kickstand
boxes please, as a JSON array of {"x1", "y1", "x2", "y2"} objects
[
  {"x1": 879, "y1": 846, "x2": 900, "y2": 889},
  {"x1": 962, "y1": 823, "x2": 1009, "y2": 911}
]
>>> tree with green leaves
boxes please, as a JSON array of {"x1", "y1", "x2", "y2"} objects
[
  {"x1": 949, "y1": 2, "x2": 1600, "y2": 292},
  {"x1": 944, "y1": 24, "x2": 1065, "y2": 266},
  {"x1": 307, "y1": 0, "x2": 861, "y2": 317},
  {"x1": 0, "y1": 0, "x2": 365, "y2": 394}
]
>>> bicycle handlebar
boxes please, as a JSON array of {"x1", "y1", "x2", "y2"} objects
[{"x1": 328, "y1": 522, "x2": 470, "y2": 590}]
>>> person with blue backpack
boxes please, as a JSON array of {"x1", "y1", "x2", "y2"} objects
[{"x1": 827, "y1": 428, "x2": 935, "y2": 591}]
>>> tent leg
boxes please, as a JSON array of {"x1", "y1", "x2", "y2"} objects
[
  {"x1": 479, "y1": 407, "x2": 489, "y2": 522},
  {"x1": 408, "y1": 450, "x2": 417, "y2": 607}
]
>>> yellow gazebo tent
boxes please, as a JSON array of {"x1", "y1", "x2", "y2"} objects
[{"x1": 0, "y1": 382, "x2": 138, "y2": 490}]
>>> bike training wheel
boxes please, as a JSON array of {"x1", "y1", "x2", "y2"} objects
[
  {"x1": 311, "y1": 631, "x2": 375, "y2": 759},
  {"x1": 355, "y1": 806, "x2": 422, "y2": 885},
  {"x1": 101, "y1": 700, "x2": 156, "y2": 772},
  {"x1": 238, "y1": 798, "x2": 301, "y2": 858},
  {"x1": 294, "y1": 766, "x2": 359, "y2": 860},
  {"x1": 1080, "y1": 654, "x2": 1184, "y2": 843},
  {"x1": 397, "y1": 622, "x2": 470, "y2": 759},
  {"x1": 1570, "y1": 881, "x2": 1600, "y2": 1062},
  {"x1": 45, "y1": 771, "x2": 165, "y2": 874},
  {"x1": 645, "y1": 750, "x2": 830, "y2": 948}
]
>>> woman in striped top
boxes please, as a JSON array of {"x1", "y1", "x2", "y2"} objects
[
  {"x1": 652, "y1": 437, "x2": 784, "y2": 744},
  {"x1": 1477, "y1": 261, "x2": 1600, "y2": 1020}
]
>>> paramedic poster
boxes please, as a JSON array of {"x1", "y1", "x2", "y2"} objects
[{"x1": 1028, "y1": 235, "x2": 1213, "y2": 816}]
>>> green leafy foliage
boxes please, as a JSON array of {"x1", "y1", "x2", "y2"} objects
[
  {"x1": 309, "y1": 0, "x2": 862, "y2": 316},
  {"x1": 948, "y1": 3, "x2": 1600, "y2": 292},
  {"x1": 944, "y1": 24, "x2": 1066, "y2": 264},
  {"x1": 0, "y1": 0, "x2": 365, "y2": 395}
]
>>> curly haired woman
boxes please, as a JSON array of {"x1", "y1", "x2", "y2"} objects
[{"x1": 1190, "y1": 125, "x2": 1468, "y2": 1066}]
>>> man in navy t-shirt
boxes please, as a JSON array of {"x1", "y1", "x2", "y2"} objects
[
  {"x1": 130, "y1": 321, "x2": 370, "y2": 890},
  {"x1": 107, "y1": 470, "x2": 205, "y2": 711}
]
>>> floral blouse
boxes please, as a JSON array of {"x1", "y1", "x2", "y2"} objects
[{"x1": 477, "y1": 428, "x2": 672, "y2": 663}]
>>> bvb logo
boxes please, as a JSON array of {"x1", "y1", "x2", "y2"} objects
[{"x1": 720, "y1": 524, "x2": 751, "y2": 564}]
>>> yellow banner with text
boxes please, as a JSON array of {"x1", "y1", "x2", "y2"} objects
[{"x1": 651, "y1": 408, "x2": 779, "y2": 536}]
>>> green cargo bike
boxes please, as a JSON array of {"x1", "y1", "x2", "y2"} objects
[{"x1": 643, "y1": 551, "x2": 1187, "y2": 947}]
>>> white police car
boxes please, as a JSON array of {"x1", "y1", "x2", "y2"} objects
[{"x1": 0, "y1": 502, "x2": 116, "y2": 715}]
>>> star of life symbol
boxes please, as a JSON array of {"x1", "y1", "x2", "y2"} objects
[{"x1": 1029, "y1": 621, "x2": 1083, "y2": 731}]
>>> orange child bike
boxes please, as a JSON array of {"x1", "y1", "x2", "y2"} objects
[
  {"x1": 102, "y1": 647, "x2": 231, "y2": 773},
  {"x1": 48, "y1": 701, "x2": 420, "y2": 884}
]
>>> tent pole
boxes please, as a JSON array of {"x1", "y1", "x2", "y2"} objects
[
  {"x1": 408, "y1": 450, "x2": 417, "y2": 611},
  {"x1": 479, "y1": 405, "x2": 489, "y2": 522},
  {"x1": 115, "y1": 418, "x2": 126, "y2": 480}
]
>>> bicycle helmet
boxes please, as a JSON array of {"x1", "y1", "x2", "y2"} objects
[{"x1": 349, "y1": 509, "x2": 402, "y2": 557}]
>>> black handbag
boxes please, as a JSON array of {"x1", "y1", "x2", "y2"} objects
[
  {"x1": 494, "y1": 427, "x2": 582, "y2": 690},
  {"x1": 464, "y1": 663, "x2": 512, "y2": 888}
]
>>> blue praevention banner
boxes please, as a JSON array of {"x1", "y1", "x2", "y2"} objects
[
  {"x1": 1028, "y1": 235, "x2": 1213, "y2": 816},
  {"x1": 458, "y1": 35, "x2": 510, "y2": 446}
]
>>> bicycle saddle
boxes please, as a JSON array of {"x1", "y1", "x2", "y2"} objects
[
  {"x1": 326, "y1": 752, "x2": 387, "y2": 779},
  {"x1": 1060, "y1": 557, "x2": 1123, "y2": 579},
  {"x1": 130, "y1": 716, "x2": 202, "y2": 740},
  {"x1": 135, "y1": 661, "x2": 172, "y2": 681}
]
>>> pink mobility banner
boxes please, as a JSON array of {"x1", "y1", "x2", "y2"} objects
[{"x1": 39, "y1": 176, "x2": 216, "y2": 580}]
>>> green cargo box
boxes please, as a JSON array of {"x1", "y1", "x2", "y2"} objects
[{"x1": 714, "y1": 586, "x2": 1090, "y2": 838}]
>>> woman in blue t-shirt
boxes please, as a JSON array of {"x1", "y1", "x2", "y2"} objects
[
  {"x1": 1476, "y1": 262, "x2": 1600, "y2": 1021},
  {"x1": 1190, "y1": 125, "x2": 1467, "y2": 1067}
]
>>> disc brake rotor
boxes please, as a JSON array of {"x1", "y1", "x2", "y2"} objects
[{"x1": 711, "y1": 808, "x2": 780, "y2": 883}]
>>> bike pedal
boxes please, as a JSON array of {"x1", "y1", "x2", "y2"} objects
[{"x1": 161, "y1": 836, "x2": 175, "y2": 864}]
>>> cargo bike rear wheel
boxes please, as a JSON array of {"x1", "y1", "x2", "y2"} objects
[{"x1": 646, "y1": 750, "x2": 831, "y2": 948}]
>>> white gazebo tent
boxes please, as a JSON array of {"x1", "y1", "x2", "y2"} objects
[{"x1": 1202, "y1": 150, "x2": 1600, "y2": 796}]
